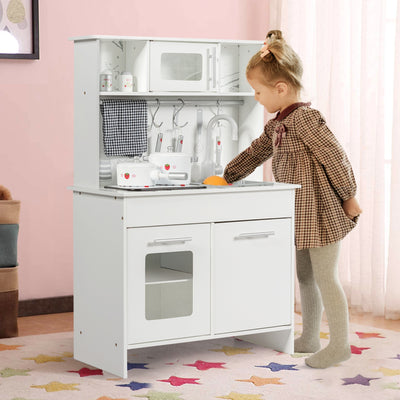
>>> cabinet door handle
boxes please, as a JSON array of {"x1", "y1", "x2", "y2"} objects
[
  {"x1": 151, "y1": 237, "x2": 193, "y2": 245},
  {"x1": 234, "y1": 231, "x2": 275, "y2": 240},
  {"x1": 207, "y1": 47, "x2": 217, "y2": 90}
]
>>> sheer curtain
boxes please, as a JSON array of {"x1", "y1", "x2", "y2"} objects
[
  {"x1": 385, "y1": 0, "x2": 400, "y2": 320},
  {"x1": 268, "y1": 0, "x2": 400, "y2": 319}
]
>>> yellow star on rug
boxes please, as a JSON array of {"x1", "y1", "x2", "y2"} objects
[
  {"x1": 291, "y1": 352, "x2": 312, "y2": 358},
  {"x1": 236, "y1": 375, "x2": 284, "y2": 386},
  {"x1": 23, "y1": 354, "x2": 66, "y2": 364},
  {"x1": 62, "y1": 351, "x2": 73, "y2": 358},
  {"x1": 210, "y1": 346, "x2": 253, "y2": 356},
  {"x1": 217, "y1": 392, "x2": 263, "y2": 400},
  {"x1": 0, "y1": 343, "x2": 23, "y2": 351},
  {"x1": 382, "y1": 382, "x2": 400, "y2": 390},
  {"x1": 31, "y1": 381, "x2": 80, "y2": 392},
  {"x1": 375, "y1": 367, "x2": 400, "y2": 376},
  {"x1": 320, "y1": 331, "x2": 329, "y2": 339},
  {"x1": 0, "y1": 367, "x2": 30, "y2": 377}
]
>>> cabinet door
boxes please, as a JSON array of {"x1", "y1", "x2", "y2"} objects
[
  {"x1": 127, "y1": 224, "x2": 210, "y2": 344},
  {"x1": 213, "y1": 219, "x2": 293, "y2": 334}
]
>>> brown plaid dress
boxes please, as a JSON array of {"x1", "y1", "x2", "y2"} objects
[{"x1": 223, "y1": 102, "x2": 358, "y2": 250}]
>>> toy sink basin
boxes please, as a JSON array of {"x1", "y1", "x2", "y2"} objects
[{"x1": 205, "y1": 180, "x2": 275, "y2": 188}]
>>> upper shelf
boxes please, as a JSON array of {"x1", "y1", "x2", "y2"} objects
[
  {"x1": 70, "y1": 35, "x2": 263, "y2": 45},
  {"x1": 99, "y1": 91, "x2": 255, "y2": 97}
]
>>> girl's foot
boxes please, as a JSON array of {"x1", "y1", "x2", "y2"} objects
[
  {"x1": 294, "y1": 336, "x2": 321, "y2": 353},
  {"x1": 305, "y1": 345, "x2": 351, "y2": 368}
]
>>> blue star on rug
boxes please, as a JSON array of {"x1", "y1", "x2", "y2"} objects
[
  {"x1": 117, "y1": 381, "x2": 150, "y2": 391},
  {"x1": 128, "y1": 362, "x2": 149, "y2": 370},
  {"x1": 390, "y1": 354, "x2": 400, "y2": 360},
  {"x1": 256, "y1": 362, "x2": 298, "y2": 372},
  {"x1": 342, "y1": 374, "x2": 379, "y2": 386}
]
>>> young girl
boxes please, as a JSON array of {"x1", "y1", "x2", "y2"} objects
[{"x1": 221, "y1": 30, "x2": 362, "y2": 368}]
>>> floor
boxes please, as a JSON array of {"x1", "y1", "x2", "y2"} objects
[{"x1": 16, "y1": 310, "x2": 400, "y2": 336}]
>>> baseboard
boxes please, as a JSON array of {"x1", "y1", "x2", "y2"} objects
[{"x1": 18, "y1": 295, "x2": 73, "y2": 317}]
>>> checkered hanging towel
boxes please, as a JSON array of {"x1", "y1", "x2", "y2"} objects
[{"x1": 100, "y1": 99, "x2": 148, "y2": 157}]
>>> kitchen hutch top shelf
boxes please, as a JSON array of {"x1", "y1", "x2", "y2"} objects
[
  {"x1": 100, "y1": 91, "x2": 255, "y2": 97},
  {"x1": 71, "y1": 35, "x2": 262, "y2": 45}
]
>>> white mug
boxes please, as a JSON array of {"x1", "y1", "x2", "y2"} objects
[{"x1": 120, "y1": 72, "x2": 133, "y2": 92}]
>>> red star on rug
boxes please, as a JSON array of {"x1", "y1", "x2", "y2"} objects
[
  {"x1": 68, "y1": 367, "x2": 103, "y2": 377},
  {"x1": 351, "y1": 345, "x2": 370, "y2": 355},
  {"x1": 158, "y1": 376, "x2": 200, "y2": 386},
  {"x1": 355, "y1": 332, "x2": 385, "y2": 339},
  {"x1": 183, "y1": 360, "x2": 226, "y2": 370}
]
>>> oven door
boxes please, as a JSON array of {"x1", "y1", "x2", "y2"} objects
[
  {"x1": 127, "y1": 223, "x2": 211, "y2": 344},
  {"x1": 149, "y1": 41, "x2": 218, "y2": 92}
]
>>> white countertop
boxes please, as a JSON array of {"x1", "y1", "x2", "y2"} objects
[{"x1": 69, "y1": 182, "x2": 300, "y2": 198}]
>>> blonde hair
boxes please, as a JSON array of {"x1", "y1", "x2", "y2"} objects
[{"x1": 246, "y1": 30, "x2": 303, "y2": 92}]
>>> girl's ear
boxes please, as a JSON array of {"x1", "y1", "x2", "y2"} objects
[{"x1": 275, "y1": 81, "x2": 289, "y2": 95}]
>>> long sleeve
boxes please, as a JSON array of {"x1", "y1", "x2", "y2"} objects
[
  {"x1": 295, "y1": 108, "x2": 357, "y2": 201},
  {"x1": 223, "y1": 125, "x2": 273, "y2": 184}
]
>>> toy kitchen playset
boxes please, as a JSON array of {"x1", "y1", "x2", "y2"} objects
[{"x1": 71, "y1": 35, "x2": 299, "y2": 378}]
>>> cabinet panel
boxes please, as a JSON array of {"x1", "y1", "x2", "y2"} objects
[
  {"x1": 213, "y1": 219, "x2": 292, "y2": 334},
  {"x1": 127, "y1": 224, "x2": 210, "y2": 344}
]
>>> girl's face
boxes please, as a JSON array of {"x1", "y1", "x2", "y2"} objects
[{"x1": 247, "y1": 69, "x2": 283, "y2": 113}]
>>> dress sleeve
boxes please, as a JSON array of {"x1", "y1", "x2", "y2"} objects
[
  {"x1": 295, "y1": 108, "x2": 357, "y2": 201},
  {"x1": 223, "y1": 124, "x2": 273, "y2": 184}
]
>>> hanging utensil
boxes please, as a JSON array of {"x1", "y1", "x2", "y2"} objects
[
  {"x1": 155, "y1": 132, "x2": 163, "y2": 152},
  {"x1": 191, "y1": 108, "x2": 203, "y2": 182},
  {"x1": 176, "y1": 134, "x2": 184, "y2": 152},
  {"x1": 215, "y1": 136, "x2": 223, "y2": 175}
]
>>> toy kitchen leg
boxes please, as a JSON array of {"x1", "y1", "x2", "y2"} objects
[
  {"x1": 238, "y1": 326, "x2": 294, "y2": 354},
  {"x1": 73, "y1": 193, "x2": 128, "y2": 378}
]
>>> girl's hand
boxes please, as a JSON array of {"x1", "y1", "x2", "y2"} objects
[{"x1": 342, "y1": 197, "x2": 362, "y2": 219}]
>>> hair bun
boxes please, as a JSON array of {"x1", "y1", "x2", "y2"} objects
[{"x1": 266, "y1": 30, "x2": 283, "y2": 43}]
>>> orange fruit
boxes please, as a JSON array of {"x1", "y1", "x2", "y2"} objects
[{"x1": 203, "y1": 176, "x2": 228, "y2": 185}]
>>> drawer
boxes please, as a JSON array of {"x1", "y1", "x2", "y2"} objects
[{"x1": 124, "y1": 190, "x2": 295, "y2": 227}]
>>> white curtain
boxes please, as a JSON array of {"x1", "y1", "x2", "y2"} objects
[
  {"x1": 268, "y1": 0, "x2": 400, "y2": 319},
  {"x1": 385, "y1": 0, "x2": 400, "y2": 320}
]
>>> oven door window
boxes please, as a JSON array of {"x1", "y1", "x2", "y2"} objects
[{"x1": 145, "y1": 251, "x2": 193, "y2": 320}]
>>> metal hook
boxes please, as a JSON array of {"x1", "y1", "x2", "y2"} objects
[
  {"x1": 172, "y1": 98, "x2": 188, "y2": 128},
  {"x1": 148, "y1": 98, "x2": 163, "y2": 129},
  {"x1": 209, "y1": 100, "x2": 222, "y2": 117},
  {"x1": 112, "y1": 40, "x2": 124, "y2": 51}
]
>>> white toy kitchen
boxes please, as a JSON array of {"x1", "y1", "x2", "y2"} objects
[{"x1": 71, "y1": 35, "x2": 299, "y2": 378}]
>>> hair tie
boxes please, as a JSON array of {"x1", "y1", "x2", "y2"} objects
[{"x1": 260, "y1": 41, "x2": 270, "y2": 58}]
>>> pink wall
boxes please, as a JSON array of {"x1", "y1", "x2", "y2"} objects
[{"x1": 0, "y1": 0, "x2": 269, "y2": 300}]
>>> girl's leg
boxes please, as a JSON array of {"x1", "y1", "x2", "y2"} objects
[
  {"x1": 305, "y1": 241, "x2": 351, "y2": 368},
  {"x1": 294, "y1": 248, "x2": 323, "y2": 353}
]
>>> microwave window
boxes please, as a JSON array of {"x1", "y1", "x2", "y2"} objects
[{"x1": 160, "y1": 53, "x2": 203, "y2": 81}]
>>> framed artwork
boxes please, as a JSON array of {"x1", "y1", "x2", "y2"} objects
[{"x1": 0, "y1": 0, "x2": 39, "y2": 59}]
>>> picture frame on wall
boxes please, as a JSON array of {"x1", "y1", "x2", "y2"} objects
[{"x1": 0, "y1": 0, "x2": 39, "y2": 59}]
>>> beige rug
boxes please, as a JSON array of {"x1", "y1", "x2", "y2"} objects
[{"x1": 1, "y1": 316, "x2": 399, "y2": 399}]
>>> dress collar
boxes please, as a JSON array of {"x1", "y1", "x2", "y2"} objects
[{"x1": 274, "y1": 102, "x2": 311, "y2": 122}]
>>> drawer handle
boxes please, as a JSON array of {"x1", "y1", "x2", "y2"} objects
[
  {"x1": 151, "y1": 237, "x2": 193, "y2": 245},
  {"x1": 234, "y1": 231, "x2": 275, "y2": 240}
]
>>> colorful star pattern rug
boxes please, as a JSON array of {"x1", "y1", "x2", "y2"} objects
[{"x1": 0, "y1": 315, "x2": 400, "y2": 399}]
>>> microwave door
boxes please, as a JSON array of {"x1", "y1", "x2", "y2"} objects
[{"x1": 150, "y1": 42, "x2": 218, "y2": 92}]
